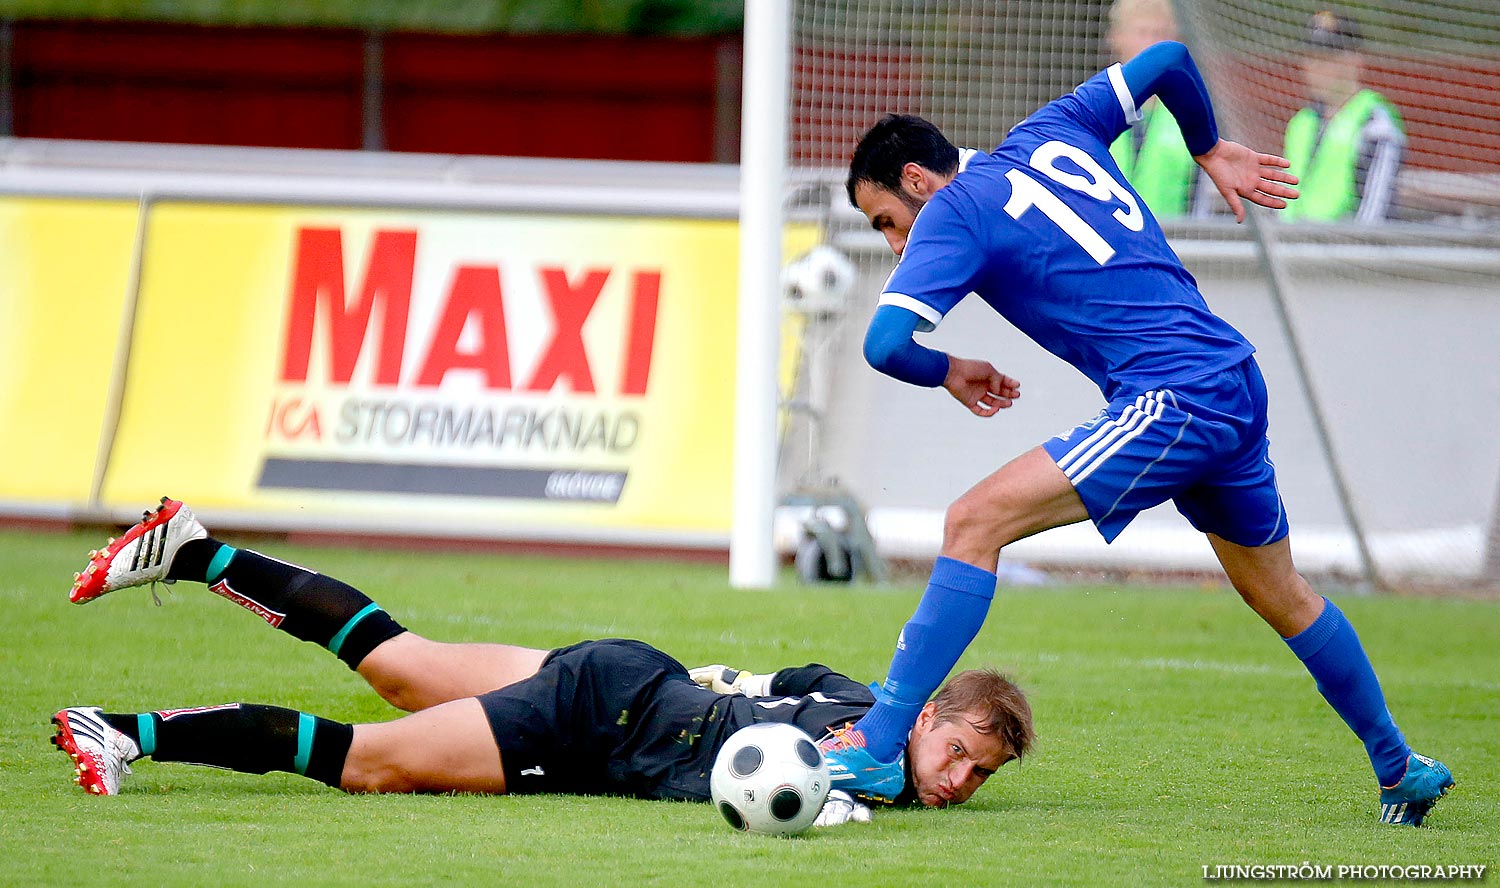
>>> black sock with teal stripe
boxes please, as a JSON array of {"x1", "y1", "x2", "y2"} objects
[
  {"x1": 167, "y1": 539, "x2": 406, "y2": 669},
  {"x1": 102, "y1": 704, "x2": 353, "y2": 787}
]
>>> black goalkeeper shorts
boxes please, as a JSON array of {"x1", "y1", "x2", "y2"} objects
[{"x1": 476, "y1": 638, "x2": 722, "y2": 800}]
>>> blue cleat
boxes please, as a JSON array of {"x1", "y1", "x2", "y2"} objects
[
  {"x1": 817, "y1": 724, "x2": 905, "y2": 803},
  {"x1": 1379, "y1": 753, "x2": 1454, "y2": 826}
]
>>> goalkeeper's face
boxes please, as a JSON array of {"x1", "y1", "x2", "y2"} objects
[{"x1": 905, "y1": 704, "x2": 1010, "y2": 808}]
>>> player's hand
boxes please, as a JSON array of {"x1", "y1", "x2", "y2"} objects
[
  {"x1": 1194, "y1": 139, "x2": 1300, "y2": 223},
  {"x1": 813, "y1": 790, "x2": 873, "y2": 827},
  {"x1": 943, "y1": 356, "x2": 1019, "y2": 417},
  {"x1": 689, "y1": 665, "x2": 753, "y2": 694}
]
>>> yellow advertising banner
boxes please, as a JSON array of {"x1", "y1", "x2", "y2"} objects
[
  {"x1": 0, "y1": 197, "x2": 139, "y2": 503},
  {"x1": 103, "y1": 202, "x2": 814, "y2": 540}
]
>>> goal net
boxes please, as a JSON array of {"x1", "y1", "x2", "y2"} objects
[{"x1": 783, "y1": 0, "x2": 1500, "y2": 587}]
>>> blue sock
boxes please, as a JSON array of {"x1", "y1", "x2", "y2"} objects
[
  {"x1": 1284, "y1": 598, "x2": 1411, "y2": 786},
  {"x1": 854, "y1": 556, "x2": 996, "y2": 761}
]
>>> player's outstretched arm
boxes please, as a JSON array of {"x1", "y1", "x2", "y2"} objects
[
  {"x1": 1119, "y1": 42, "x2": 1300, "y2": 223},
  {"x1": 943, "y1": 356, "x2": 1020, "y2": 418},
  {"x1": 688, "y1": 664, "x2": 775, "y2": 697},
  {"x1": 814, "y1": 790, "x2": 873, "y2": 827},
  {"x1": 1195, "y1": 139, "x2": 1301, "y2": 223}
]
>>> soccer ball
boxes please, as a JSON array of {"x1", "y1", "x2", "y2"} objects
[{"x1": 710, "y1": 722, "x2": 830, "y2": 837}]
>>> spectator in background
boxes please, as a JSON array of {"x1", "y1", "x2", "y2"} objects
[
  {"x1": 1283, "y1": 10, "x2": 1405, "y2": 223},
  {"x1": 1106, "y1": 0, "x2": 1201, "y2": 219}
]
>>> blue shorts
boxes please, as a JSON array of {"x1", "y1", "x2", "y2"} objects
[{"x1": 1041, "y1": 358, "x2": 1288, "y2": 547}]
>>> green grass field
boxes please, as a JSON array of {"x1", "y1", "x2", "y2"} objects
[{"x1": 2, "y1": 525, "x2": 1495, "y2": 886}]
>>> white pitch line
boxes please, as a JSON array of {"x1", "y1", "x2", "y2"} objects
[
  {"x1": 1021, "y1": 650, "x2": 1500, "y2": 692},
  {"x1": 411, "y1": 609, "x2": 1500, "y2": 693}
]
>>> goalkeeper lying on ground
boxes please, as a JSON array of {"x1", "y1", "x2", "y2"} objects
[{"x1": 51, "y1": 499, "x2": 1034, "y2": 824}]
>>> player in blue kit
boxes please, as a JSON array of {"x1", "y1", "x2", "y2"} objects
[{"x1": 817, "y1": 41, "x2": 1454, "y2": 826}]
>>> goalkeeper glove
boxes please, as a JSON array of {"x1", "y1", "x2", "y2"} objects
[
  {"x1": 813, "y1": 790, "x2": 873, "y2": 827},
  {"x1": 687, "y1": 665, "x2": 774, "y2": 696}
]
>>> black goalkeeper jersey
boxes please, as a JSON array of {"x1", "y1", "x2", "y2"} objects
[
  {"x1": 652, "y1": 661, "x2": 918, "y2": 805},
  {"x1": 713, "y1": 663, "x2": 919, "y2": 807},
  {"x1": 477, "y1": 639, "x2": 917, "y2": 806}
]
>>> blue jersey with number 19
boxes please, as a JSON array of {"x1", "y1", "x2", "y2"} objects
[{"x1": 880, "y1": 64, "x2": 1254, "y2": 402}]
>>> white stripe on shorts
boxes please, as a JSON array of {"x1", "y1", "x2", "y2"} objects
[
  {"x1": 1098, "y1": 392, "x2": 1188, "y2": 526},
  {"x1": 1057, "y1": 392, "x2": 1157, "y2": 474},
  {"x1": 1058, "y1": 391, "x2": 1165, "y2": 485}
]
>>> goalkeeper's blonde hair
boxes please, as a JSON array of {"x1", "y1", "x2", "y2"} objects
[{"x1": 930, "y1": 668, "x2": 1035, "y2": 764}]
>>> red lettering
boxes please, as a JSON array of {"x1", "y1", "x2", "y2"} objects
[
  {"x1": 280, "y1": 228, "x2": 417, "y2": 385},
  {"x1": 527, "y1": 267, "x2": 607, "y2": 393},
  {"x1": 416, "y1": 265, "x2": 513, "y2": 389},
  {"x1": 266, "y1": 397, "x2": 323, "y2": 441},
  {"x1": 620, "y1": 270, "x2": 660, "y2": 396}
]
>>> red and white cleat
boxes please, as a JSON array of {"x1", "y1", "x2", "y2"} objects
[
  {"x1": 70, "y1": 497, "x2": 207, "y2": 604},
  {"x1": 51, "y1": 706, "x2": 139, "y2": 796}
]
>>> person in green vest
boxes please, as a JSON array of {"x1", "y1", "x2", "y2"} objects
[
  {"x1": 1106, "y1": 0, "x2": 1202, "y2": 220},
  {"x1": 1283, "y1": 10, "x2": 1405, "y2": 223}
]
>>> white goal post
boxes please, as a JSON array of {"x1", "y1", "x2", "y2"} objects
[{"x1": 731, "y1": 0, "x2": 791, "y2": 589}]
